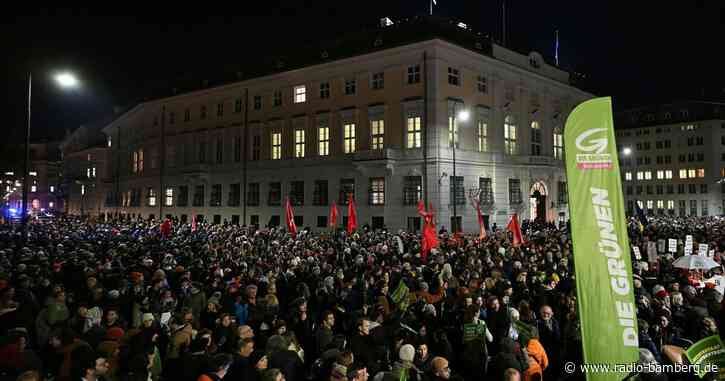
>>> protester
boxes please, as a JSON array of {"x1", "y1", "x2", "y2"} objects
[{"x1": 0, "y1": 214, "x2": 722, "y2": 381}]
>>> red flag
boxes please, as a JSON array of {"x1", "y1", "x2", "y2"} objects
[
  {"x1": 285, "y1": 198, "x2": 298, "y2": 237},
  {"x1": 506, "y1": 213, "x2": 524, "y2": 247},
  {"x1": 475, "y1": 203, "x2": 487, "y2": 240},
  {"x1": 329, "y1": 201, "x2": 338, "y2": 228},
  {"x1": 347, "y1": 194, "x2": 357, "y2": 234},
  {"x1": 191, "y1": 214, "x2": 197, "y2": 232},
  {"x1": 160, "y1": 218, "x2": 172, "y2": 238},
  {"x1": 417, "y1": 201, "x2": 439, "y2": 263}
]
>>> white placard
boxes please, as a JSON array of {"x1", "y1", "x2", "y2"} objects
[
  {"x1": 657, "y1": 239, "x2": 666, "y2": 253},
  {"x1": 709, "y1": 249, "x2": 715, "y2": 258},
  {"x1": 647, "y1": 242, "x2": 657, "y2": 263},
  {"x1": 706, "y1": 275, "x2": 725, "y2": 295},
  {"x1": 698, "y1": 244, "x2": 709, "y2": 256},
  {"x1": 668, "y1": 239, "x2": 677, "y2": 253},
  {"x1": 685, "y1": 235, "x2": 693, "y2": 255},
  {"x1": 632, "y1": 246, "x2": 642, "y2": 260}
]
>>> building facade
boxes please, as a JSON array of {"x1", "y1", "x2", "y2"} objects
[
  {"x1": 97, "y1": 17, "x2": 592, "y2": 232},
  {"x1": 615, "y1": 101, "x2": 725, "y2": 217},
  {"x1": 1, "y1": 142, "x2": 63, "y2": 218},
  {"x1": 60, "y1": 124, "x2": 111, "y2": 216}
]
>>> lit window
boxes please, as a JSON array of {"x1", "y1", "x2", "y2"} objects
[
  {"x1": 271, "y1": 132, "x2": 282, "y2": 160},
  {"x1": 625, "y1": 172, "x2": 632, "y2": 181},
  {"x1": 81, "y1": 185, "x2": 86, "y2": 195},
  {"x1": 318, "y1": 125, "x2": 329, "y2": 156},
  {"x1": 478, "y1": 119, "x2": 488, "y2": 152},
  {"x1": 165, "y1": 188, "x2": 173, "y2": 206},
  {"x1": 647, "y1": 200, "x2": 653, "y2": 209},
  {"x1": 295, "y1": 129, "x2": 305, "y2": 158},
  {"x1": 530, "y1": 121, "x2": 541, "y2": 156},
  {"x1": 667, "y1": 200, "x2": 674, "y2": 210},
  {"x1": 148, "y1": 188, "x2": 157, "y2": 206},
  {"x1": 504, "y1": 116, "x2": 517, "y2": 155},
  {"x1": 657, "y1": 170, "x2": 664, "y2": 180},
  {"x1": 679, "y1": 169, "x2": 687, "y2": 179},
  {"x1": 636, "y1": 172, "x2": 643, "y2": 180},
  {"x1": 31, "y1": 185, "x2": 37, "y2": 192},
  {"x1": 448, "y1": 115, "x2": 459, "y2": 148},
  {"x1": 407, "y1": 116, "x2": 421, "y2": 149},
  {"x1": 50, "y1": 186, "x2": 55, "y2": 192},
  {"x1": 697, "y1": 168, "x2": 705, "y2": 178},
  {"x1": 688, "y1": 169, "x2": 696, "y2": 178},
  {"x1": 107, "y1": 136, "x2": 112, "y2": 147},
  {"x1": 665, "y1": 170, "x2": 673, "y2": 179},
  {"x1": 29, "y1": 171, "x2": 37, "y2": 176},
  {"x1": 370, "y1": 178, "x2": 385, "y2": 205},
  {"x1": 344, "y1": 123, "x2": 356, "y2": 153},
  {"x1": 645, "y1": 171, "x2": 652, "y2": 180},
  {"x1": 294, "y1": 85, "x2": 306, "y2": 103},
  {"x1": 371, "y1": 120, "x2": 384, "y2": 150},
  {"x1": 49, "y1": 201, "x2": 54, "y2": 208},
  {"x1": 553, "y1": 128, "x2": 563, "y2": 160}
]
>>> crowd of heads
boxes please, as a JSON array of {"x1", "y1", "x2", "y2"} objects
[{"x1": 0, "y1": 213, "x2": 722, "y2": 381}]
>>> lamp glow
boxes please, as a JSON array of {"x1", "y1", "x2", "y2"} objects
[
  {"x1": 623, "y1": 147, "x2": 632, "y2": 156},
  {"x1": 457, "y1": 110, "x2": 470, "y2": 122},
  {"x1": 55, "y1": 72, "x2": 79, "y2": 88}
]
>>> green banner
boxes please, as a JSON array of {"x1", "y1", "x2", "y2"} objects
[
  {"x1": 685, "y1": 335, "x2": 725, "y2": 378},
  {"x1": 564, "y1": 97, "x2": 638, "y2": 380}
]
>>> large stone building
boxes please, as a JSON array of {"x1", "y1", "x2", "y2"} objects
[
  {"x1": 615, "y1": 100, "x2": 725, "y2": 217},
  {"x1": 60, "y1": 122, "x2": 111, "y2": 216},
  {"x1": 97, "y1": 16, "x2": 592, "y2": 232}
]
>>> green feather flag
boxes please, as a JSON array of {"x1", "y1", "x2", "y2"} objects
[{"x1": 390, "y1": 280, "x2": 410, "y2": 311}]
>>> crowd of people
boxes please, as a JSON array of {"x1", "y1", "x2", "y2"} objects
[{"x1": 0, "y1": 213, "x2": 723, "y2": 381}]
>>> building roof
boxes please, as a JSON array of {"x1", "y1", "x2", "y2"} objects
[{"x1": 614, "y1": 100, "x2": 725, "y2": 129}]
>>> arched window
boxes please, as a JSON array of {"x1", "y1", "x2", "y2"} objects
[
  {"x1": 531, "y1": 121, "x2": 541, "y2": 156},
  {"x1": 504, "y1": 115, "x2": 517, "y2": 155}
]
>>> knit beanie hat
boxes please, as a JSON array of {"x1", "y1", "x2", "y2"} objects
[{"x1": 399, "y1": 344, "x2": 415, "y2": 363}]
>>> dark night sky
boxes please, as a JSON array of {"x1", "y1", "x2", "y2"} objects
[{"x1": 2, "y1": 2, "x2": 724, "y2": 153}]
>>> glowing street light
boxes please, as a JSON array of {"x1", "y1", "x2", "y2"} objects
[
  {"x1": 22, "y1": 70, "x2": 80, "y2": 242},
  {"x1": 622, "y1": 147, "x2": 632, "y2": 156},
  {"x1": 54, "y1": 72, "x2": 79, "y2": 88}
]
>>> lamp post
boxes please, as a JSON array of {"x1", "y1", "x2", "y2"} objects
[
  {"x1": 450, "y1": 103, "x2": 469, "y2": 233},
  {"x1": 22, "y1": 71, "x2": 79, "y2": 243}
]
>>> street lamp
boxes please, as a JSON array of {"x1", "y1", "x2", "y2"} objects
[
  {"x1": 22, "y1": 71, "x2": 79, "y2": 242},
  {"x1": 622, "y1": 147, "x2": 632, "y2": 156},
  {"x1": 451, "y1": 104, "x2": 469, "y2": 233}
]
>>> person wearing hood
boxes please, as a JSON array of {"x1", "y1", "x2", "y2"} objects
[
  {"x1": 377, "y1": 343, "x2": 422, "y2": 381},
  {"x1": 489, "y1": 337, "x2": 529, "y2": 380},
  {"x1": 183, "y1": 282, "x2": 207, "y2": 330}
]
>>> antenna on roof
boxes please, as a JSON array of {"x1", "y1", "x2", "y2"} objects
[{"x1": 502, "y1": 0, "x2": 507, "y2": 47}]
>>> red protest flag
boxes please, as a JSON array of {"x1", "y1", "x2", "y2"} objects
[
  {"x1": 329, "y1": 201, "x2": 338, "y2": 228},
  {"x1": 506, "y1": 213, "x2": 524, "y2": 247},
  {"x1": 417, "y1": 201, "x2": 439, "y2": 263},
  {"x1": 285, "y1": 198, "x2": 298, "y2": 237},
  {"x1": 476, "y1": 203, "x2": 487, "y2": 240},
  {"x1": 347, "y1": 194, "x2": 357, "y2": 234},
  {"x1": 160, "y1": 218, "x2": 172, "y2": 238}
]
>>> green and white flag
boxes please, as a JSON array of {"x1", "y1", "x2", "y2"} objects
[
  {"x1": 685, "y1": 335, "x2": 725, "y2": 378},
  {"x1": 390, "y1": 280, "x2": 410, "y2": 312},
  {"x1": 564, "y1": 97, "x2": 638, "y2": 380}
]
